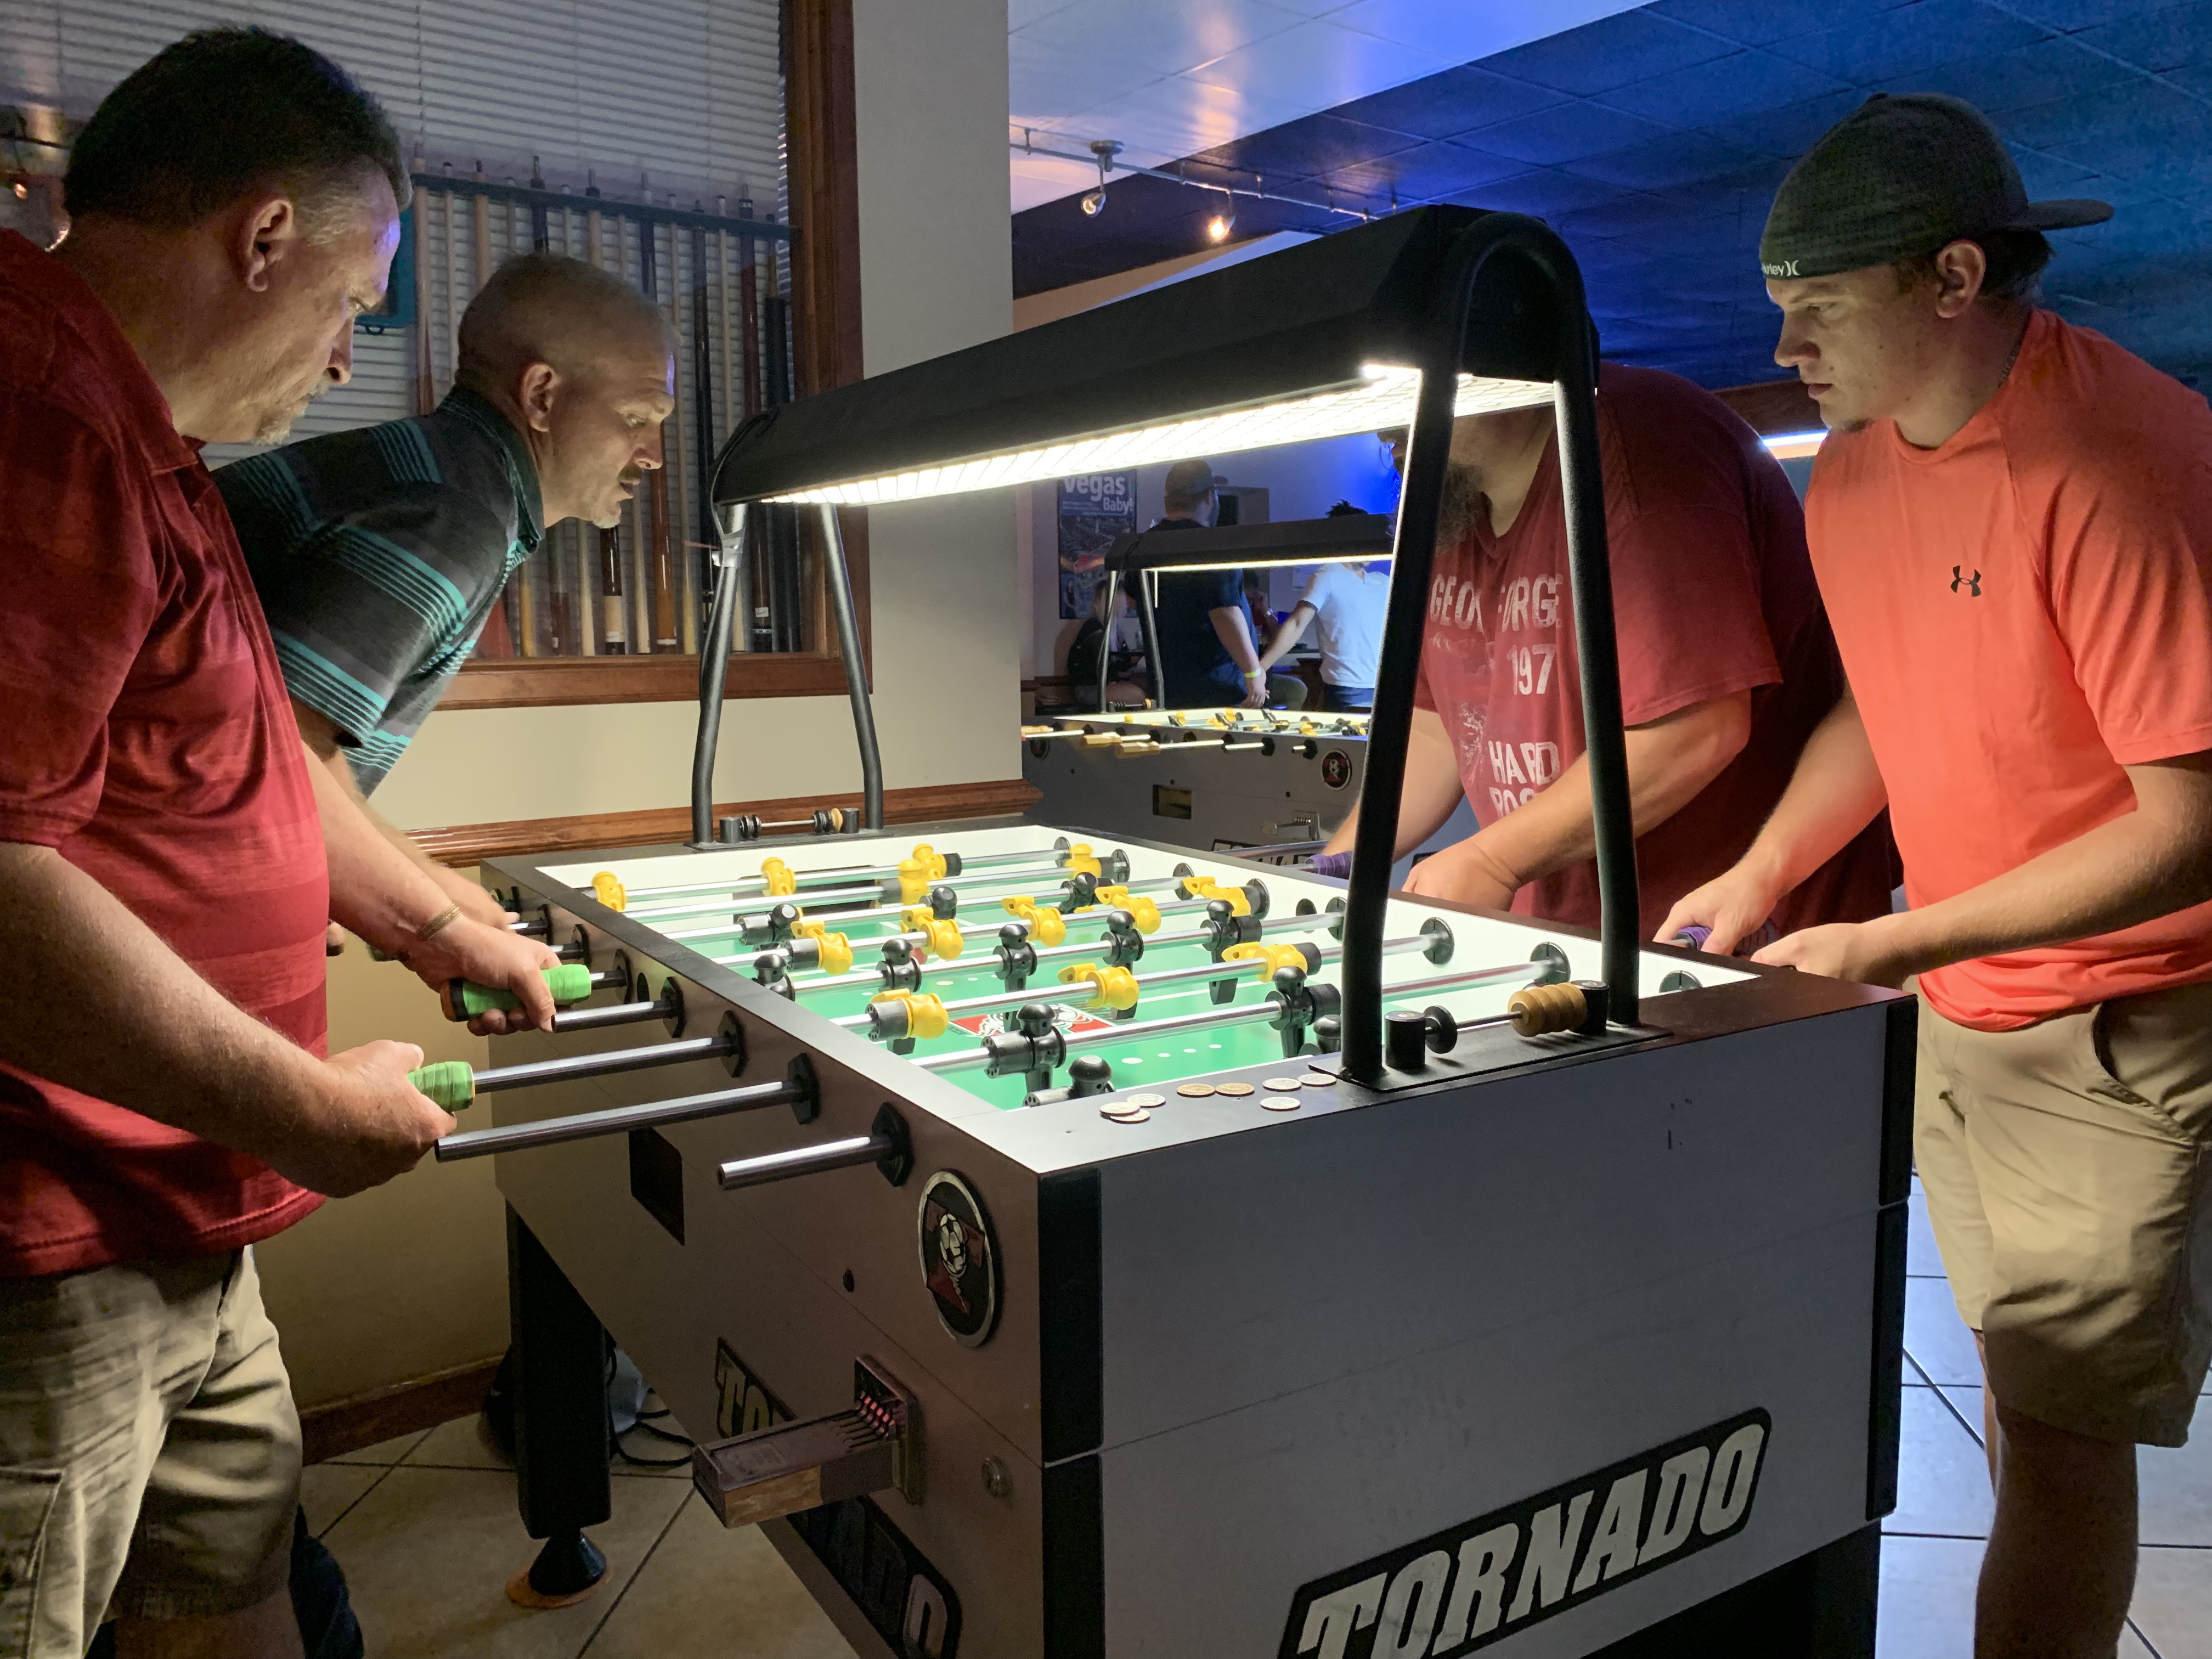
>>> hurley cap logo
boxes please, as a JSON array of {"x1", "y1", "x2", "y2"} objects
[{"x1": 1762, "y1": 259, "x2": 1801, "y2": 278}]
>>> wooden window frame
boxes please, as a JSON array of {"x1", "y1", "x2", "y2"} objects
[{"x1": 437, "y1": 0, "x2": 867, "y2": 713}]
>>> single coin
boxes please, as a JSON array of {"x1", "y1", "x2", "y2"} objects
[
  {"x1": 1215, "y1": 1082, "x2": 1255, "y2": 1097},
  {"x1": 1102, "y1": 1104, "x2": 1150, "y2": 1123},
  {"x1": 1261, "y1": 1076, "x2": 1304, "y2": 1092},
  {"x1": 1300, "y1": 1072, "x2": 1338, "y2": 1088},
  {"x1": 1124, "y1": 1092, "x2": 1166, "y2": 1109},
  {"x1": 1176, "y1": 1082, "x2": 1217, "y2": 1098},
  {"x1": 1262, "y1": 1095, "x2": 1301, "y2": 1112}
]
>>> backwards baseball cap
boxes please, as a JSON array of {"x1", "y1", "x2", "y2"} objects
[{"x1": 1760, "y1": 92, "x2": 2111, "y2": 281}]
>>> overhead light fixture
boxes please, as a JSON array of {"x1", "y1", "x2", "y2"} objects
[
  {"x1": 705, "y1": 206, "x2": 1645, "y2": 1078},
  {"x1": 765, "y1": 368, "x2": 1546, "y2": 506},
  {"x1": 1206, "y1": 193, "x2": 1236, "y2": 243},
  {"x1": 1080, "y1": 138, "x2": 1120, "y2": 219}
]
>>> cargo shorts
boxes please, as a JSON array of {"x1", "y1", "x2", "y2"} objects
[
  {"x1": 0, "y1": 1247, "x2": 301, "y2": 1657},
  {"x1": 1916, "y1": 977, "x2": 2212, "y2": 1447}
]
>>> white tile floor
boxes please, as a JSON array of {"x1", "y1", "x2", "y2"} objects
[
  {"x1": 1886, "y1": 1179, "x2": 2212, "y2": 1659},
  {"x1": 304, "y1": 1183, "x2": 2212, "y2": 1656}
]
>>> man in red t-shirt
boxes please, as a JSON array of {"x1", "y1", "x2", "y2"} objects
[
  {"x1": 1665, "y1": 94, "x2": 2212, "y2": 1654},
  {"x1": 1322, "y1": 368, "x2": 1893, "y2": 938},
  {"x1": 0, "y1": 31, "x2": 550, "y2": 1659}
]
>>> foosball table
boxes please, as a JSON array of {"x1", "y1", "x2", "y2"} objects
[
  {"x1": 427, "y1": 821, "x2": 1909, "y2": 1658},
  {"x1": 426, "y1": 205, "x2": 1911, "y2": 1657},
  {"x1": 1021, "y1": 705, "x2": 1480, "y2": 859}
]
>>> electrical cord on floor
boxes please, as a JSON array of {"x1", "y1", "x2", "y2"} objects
[{"x1": 614, "y1": 1399, "x2": 696, "y2": 1469}]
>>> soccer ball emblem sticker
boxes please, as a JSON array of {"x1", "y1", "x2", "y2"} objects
[{"x1": 917, "y1": 1171, "x2": 999, "y2": 1346}]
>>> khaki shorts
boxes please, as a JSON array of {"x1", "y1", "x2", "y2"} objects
[
  {"x1": 1916, "y1": 978, "x2": 2212, "y2": 1446},
  {"x1": 0, "y1": 1247, "x2": 300, "y2": 1657}
]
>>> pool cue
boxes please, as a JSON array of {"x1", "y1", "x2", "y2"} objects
[
  {"x1": 646, "y1": 208, "x2": 676, "y2": 650},
  {"x1": 410, "y1": 154, "x2": 434, "y2": 415}
]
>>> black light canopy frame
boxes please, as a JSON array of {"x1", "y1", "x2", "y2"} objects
[
  {"x1": 701, "y1": 206, "x2": 1640, "y2": 1076},
  {"x1": 1095, "y1": 512, "x2": 1395, "y2": 711}
]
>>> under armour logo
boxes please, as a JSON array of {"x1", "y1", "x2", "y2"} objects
[{"x1": 1951, "y1": 566, "x2": 1983, "y2": 596}]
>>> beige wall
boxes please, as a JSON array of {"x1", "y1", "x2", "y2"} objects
[{"x1": 262, "y1": 0, "x2": 1019, "y2": 1412}]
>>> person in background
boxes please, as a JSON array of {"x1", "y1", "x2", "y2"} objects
[
  {"x1": 1316, "y1": 373, "x2": 1893, "y2": 940},
  {"x1": 1259, "y1": 503, "x2": 1388, "y2": 713},
  {"x1": 219, "y1": 250, "x2": 676, "y2": 932},
  {"x1": 0, "y1": 29, "x2": 552, "y2": 1659},
  {"x1": 1147, "y1": 458, "x2": 1268, "y2": 708},
  {"x1": 1664, "y1": 93, "x2": 2212, "y2": 1657},
  {"x1": 1240, "y1": 571, "x2": 1308, "y2": 709},
  {"x1": 1064, "y1": 577, "x2": 1147, "y2": 711}
]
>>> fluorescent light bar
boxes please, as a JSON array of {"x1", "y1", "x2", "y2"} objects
[
  {"x1": 1762, "y1": 430, "x2": 1826, "y2": 460},
  {"x1": 769, "y1": 367, "x2": 1551, "y2": 506}
]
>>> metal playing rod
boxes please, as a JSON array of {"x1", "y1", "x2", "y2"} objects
[
  {"x1": 435, "y1": 1071, "x2": 810, "y2": 1161},
  {"x1": 617, "y1": 842, "x2": 1086, "y2": 902},
  {"x1": 827, "y1": 932, "x2": 1454, "y2": 1027},
  {"x1": 464, "y1": 1031, "x2": 736, "y2": 1094},
  {"x1": 916, "y1": 962, "x2": 1545, "y2": 1075}
]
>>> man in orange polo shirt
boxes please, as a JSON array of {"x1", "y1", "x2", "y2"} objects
[{"x1": 1664, "y1": 93, "x2": 2212, "y2": 1655}]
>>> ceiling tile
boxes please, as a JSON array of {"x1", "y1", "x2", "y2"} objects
[
  {"x1": 1596, "y1": 49, "x2": 1852, "y2": 125},
  {"x1": 1192, "y1": 111, "x2": 1424, "y2": 180},
  {"x1": 1645, "y1": 0, "x2": 1917, "y2": 50},
  {"x1": 1554, "y1": 190, "x2": 1739, "y2": 240},
  {"x1": 1446, "y1": 166, "x2": 1624, "y2": 216},
  {"x1": 1456, "y1": 99, "x2": 1677, "y2": 165},
  {"x1": 1474, "y1": 8, "x2": 1738, "y2": 94},
  {"x1": 1328, "y1": 0, "x2": 1674, "y2": 76},
  {"x1": 1326, "y1": 64, "x2": 1571, "y2": 138},
  {"x1": 1993, "y1": 0, "x2": 2185, "y2": 25},
  {"x1": 1320, "y1": 140, "x2": 1532, "y2": 204},
  {"x1": 1767, "y1": 0, "x2": 2052, "y2": 84},
  {"x1": 2073, "y1": 1, "x2": 2212, "y2": 71},
  {"x1": 1560, "y1": 128, "x2": 1770, "y2": 190},
  {"x1": 1997, "y1": 75, "x2": 2206, "y2": 147},
  {"x1": 1696, "y1": 87, "x2": 1866, "y2": 156},
  {"x1": 1009, "y1": 0, "x2": 1081, "y2": 30},
  {"x1": 1901, "y1": 33, "x2": 2144, "y2": 113},
  {"x1": 1014, "y1": 0, "x2": 1306, "y2": 81},
  {"x1": 1183, "y1": 19, "x2": 1453, "y2": 109}
]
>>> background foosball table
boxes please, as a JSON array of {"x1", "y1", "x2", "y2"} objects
[
  {"x1": 1020, "y1": 705, "x2": 1480, "y2": 860},
  {"x1": 433, "y1": 821, "x2": 1909, "y2": 1659}
]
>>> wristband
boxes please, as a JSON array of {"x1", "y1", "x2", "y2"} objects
[
  {"x1": 414, "y1": 902, "x2": 463, "y2": 944},
  {"x1": 1242, "y1": 668, "x2": 1263, "y2": 681}
]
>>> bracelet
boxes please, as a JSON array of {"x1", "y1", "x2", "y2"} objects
[
  {"x1": 1242, "y1": 668, "x2": 1264, "y2": 681},
  {"x1": 413, "y1": 902, "x2": 462, "y2": 944}
]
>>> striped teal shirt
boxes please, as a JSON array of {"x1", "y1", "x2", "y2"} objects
[{"x1": 216, "y1": 389, "x2": 542, "y2": 793}]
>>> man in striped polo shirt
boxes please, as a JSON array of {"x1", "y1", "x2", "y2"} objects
[{"x1": 218, "y1": 252, "x2": 676, "y2": 930}]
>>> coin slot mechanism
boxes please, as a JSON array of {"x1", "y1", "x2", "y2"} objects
[
  {"x1": 691, "y1": 1356, "x2": 920, "y2": 1528},
  {"x1": 1152, "y1": 785, "x2": 1193, "y2": 820}
]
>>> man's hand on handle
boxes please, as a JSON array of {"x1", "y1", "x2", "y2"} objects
[
  {"x1": 266, "y1": 1039, "x2": 455, "y2": 1197},
  {"x1": 400, "y1": 916, "x2": 562, "y2": 1035},
  {"x1": 1657, "y1": 863, "x2": 1786, "y2": 958}
]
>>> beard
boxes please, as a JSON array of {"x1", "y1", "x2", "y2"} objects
[
  {"x1": 249, "y1": 371, "x2": 329, "y2": 444},
  {"x1": 1435, "y1": 462, "x2": 1486, "y2": 545}
]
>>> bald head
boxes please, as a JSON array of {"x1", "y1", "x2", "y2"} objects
[
  {"x1": 459, "y1": 252, "x2": 678, "y2": 528},
  {"x1": 458, "y1": 251, "x2": 672, "y2": 393}
]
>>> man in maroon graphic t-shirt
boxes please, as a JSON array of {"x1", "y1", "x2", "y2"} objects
[{"x1": 1327, "y1": 364, "x2": 1893, "y2": 939}]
